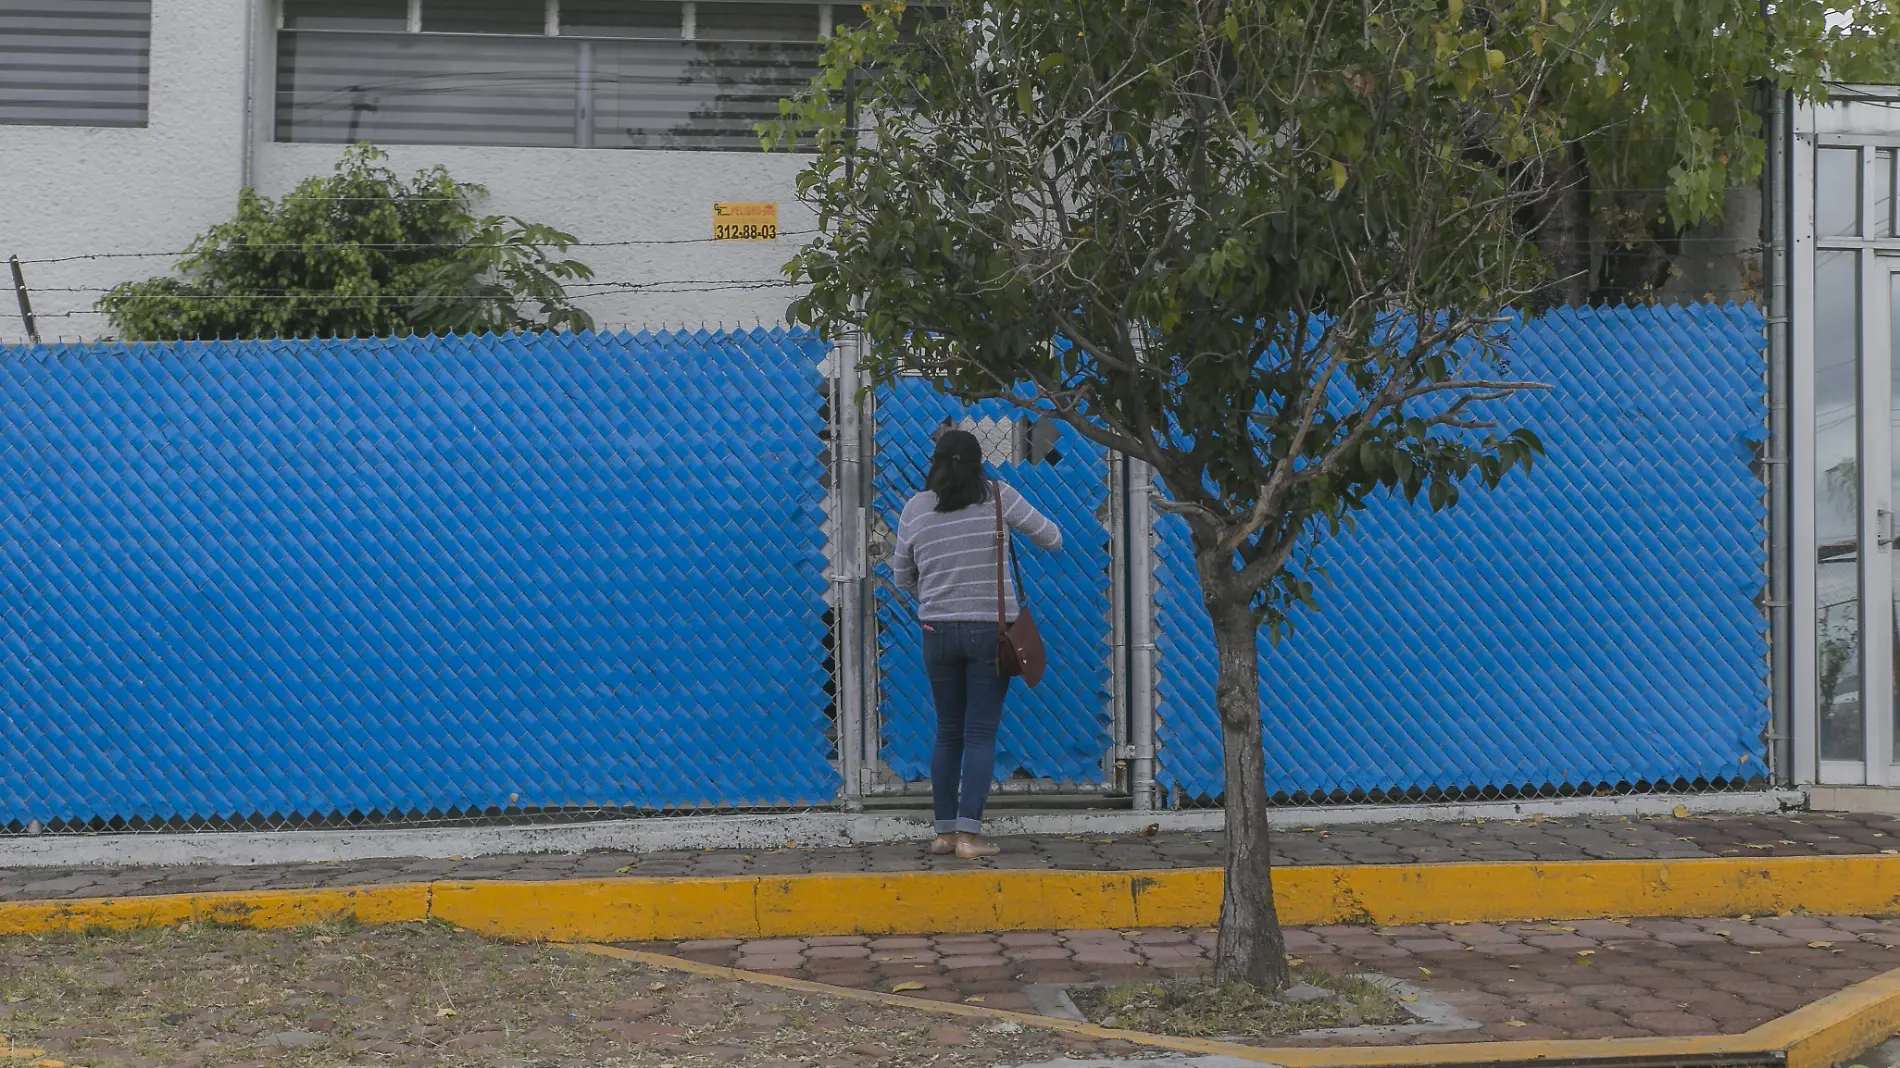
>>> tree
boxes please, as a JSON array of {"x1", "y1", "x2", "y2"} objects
[
  {"x1": 1533, "y1": 1, "x2": 1900, "y2": 305},
  {"x1": 99, "y1": 144, "x2": 595, "y2": 340},
  {"x1": 771, "y1": 0, "x2": 1599, "y2": 988}
]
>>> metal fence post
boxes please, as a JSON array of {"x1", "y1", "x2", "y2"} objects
[
  {"x1": 830, "y1": 330, "x2": 869, "y2": 805},
  {"x1": 1127, "y1": 456, "x2": 1160, "y2": 810}
]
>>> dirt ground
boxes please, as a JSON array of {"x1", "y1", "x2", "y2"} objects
[{"x1": 0, "y1": 921, "x2": 1136, "y2": 1068}]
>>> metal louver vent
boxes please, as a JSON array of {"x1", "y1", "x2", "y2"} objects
[{"x1": 0, "y1": 0, "x2": 151, "y2": 128}]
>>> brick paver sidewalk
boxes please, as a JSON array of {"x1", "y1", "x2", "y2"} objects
[
  {"x1": 3, "y1": 810, "x2": 1894, "y2": 902},
  {"x1": 627, "y1": 914, "x2": 1900, "y2": 1047}
]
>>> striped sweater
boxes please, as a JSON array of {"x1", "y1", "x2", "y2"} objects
[{"x1": 891, "y1": 482, "x2": 1063, "y2": 623}]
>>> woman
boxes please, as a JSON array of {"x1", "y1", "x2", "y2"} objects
[{"x1": 891, "y1": 429, "x2": 1063, "y2": 859}]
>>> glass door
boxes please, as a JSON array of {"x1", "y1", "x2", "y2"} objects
[{"x1": 1808, "y1": 140, "x2": 1900, "y2": 785}]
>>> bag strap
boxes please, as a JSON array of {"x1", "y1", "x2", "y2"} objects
[
  {"x1": 993, "y1": 481, "x2": 1030, "y2": 635},
  {"x1": 994, "y1": 481, "x2": 1008, "y2": 635}
]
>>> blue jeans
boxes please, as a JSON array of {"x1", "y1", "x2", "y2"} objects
[{"x1": 923, "y1": 621, "x2": 1012, "y2": 834}]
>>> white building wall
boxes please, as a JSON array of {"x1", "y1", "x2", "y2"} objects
[
  {"x1": 250, "y1": 143, "x2": 814, "y2": 335},
  {"x1": 0, "y1": 0, "x2": 815, "y2": 344},
  {"x1": 0, "y1": 0, "x2": 252, "y2": 343}
]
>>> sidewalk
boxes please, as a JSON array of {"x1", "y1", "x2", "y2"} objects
[
  {"x1": 622, "y1": 915, "x2": 1900, "y2": 1046},
  {"x1": 0, "y1": 809, "x2": 1890, "y2": 902},
  {"x1": 5, "y1": 810, "x2": 1900, "y2": 1065}
]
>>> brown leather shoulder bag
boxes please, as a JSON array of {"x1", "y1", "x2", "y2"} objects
[{"x1": 994, "y1": 481, "x2": 1047, "y2": 686}]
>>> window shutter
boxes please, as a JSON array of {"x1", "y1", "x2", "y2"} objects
[{"x1": 0, "y1": 0, "x2": 152, "y2": 128}]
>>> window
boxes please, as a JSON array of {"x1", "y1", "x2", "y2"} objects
[
  {"x1": 0, "y1": 0, "x2": 152, "y2": 128},
  {"x1": 1817, "y1": 147, "x2": 1863, "y2": 238},
  {"x1": 423, "y1": 0, "x2": 545, "y2": 35},
  {"x1": 560, "y1": 0, "x2": 680, "y2": 37},
  {"x1": 697, "y1": 2, "x2": 821, "y2": 41},
  {"x1": 282, "y1": 0, "x2": 407, "y2": 31},
  {"x1": 275, "y1": 0, "x2": 827, "y2": 151}
]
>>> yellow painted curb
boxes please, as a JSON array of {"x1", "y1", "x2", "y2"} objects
[
  {"x1": 424, "y1": 855, "x2": 1900, "y2": 941},
  {"x1": 576, "y1": 943, "x2": 1900, "y2": 1068},
  {"x1": 0, "y1": 885, "x2": 429, "y2": 936},
  {"x1": 7, "y1": 855, "x2": 1900, "y2": 942}
]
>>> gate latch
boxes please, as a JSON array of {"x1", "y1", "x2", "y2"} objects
[{"x1": 1881, "y1": 509, "x2": 1894, "y2": 549}]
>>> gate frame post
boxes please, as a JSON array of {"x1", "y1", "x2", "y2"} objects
[
  {"x1": 1126, "y1": 455, "x2": 1160, "y2": 811},
  {"x1": 1111, "y1": 450, "x2": 1161, "y2": 811},
  {"x1": 830, "y1": 329, "x2": 873, "y2": 806}
]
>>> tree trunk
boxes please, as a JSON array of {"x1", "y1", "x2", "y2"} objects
[{"x1": 1207, "y1": 596, "x2": 1291, "y2": 990}]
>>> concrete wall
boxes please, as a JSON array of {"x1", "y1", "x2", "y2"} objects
[{"x1": 0, "y1": 0, "x2": 815, "y2": 344}]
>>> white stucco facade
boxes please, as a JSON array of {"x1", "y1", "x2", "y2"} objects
[{"x1": 0, "y1": 0, "x2": 816, "y2": 344}]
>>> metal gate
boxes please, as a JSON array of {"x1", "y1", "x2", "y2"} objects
[{"x1": 827, "y1": 341, "x2": 1161, "y2": 808}]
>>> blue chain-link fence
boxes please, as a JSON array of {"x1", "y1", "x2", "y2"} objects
[
  {"x1": 0, "y1": 304, "x2": 1769, "y2": 828},
  {"x1": 1153, "y1": 303, "x2": 1771, "y2": 802},
  {"x1": 0, "y1": 329, "x2": 834, "y2": 828}
]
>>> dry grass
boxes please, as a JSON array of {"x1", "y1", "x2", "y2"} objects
[
  {"x1": 0, "y1": 921, "x2": 1104, "y2": 1068},
  {"x1": 1068, "y1": 972, "x2": 1408, "y2": 1038}
]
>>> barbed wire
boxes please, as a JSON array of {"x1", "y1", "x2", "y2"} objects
[
  {"x1": 10, "y1": 231, "x2": 820, "y2": 266},
  {"x1": 29, "y1": 277, "x2": 794, "y2": 297}
]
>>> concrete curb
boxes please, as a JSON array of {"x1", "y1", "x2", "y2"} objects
[
  {"x1": 3, "y1": 853, "x2": 1900, "y2": 941},
  {"x1": 0, "y1": 790, "x2": 1799, "y2": 870},
  {"x1": 574, "y1": 943, "x2": 1900, "y2": 1068}
]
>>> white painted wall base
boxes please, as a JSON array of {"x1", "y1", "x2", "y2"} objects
[
  {"x1": 1807, "y1": 785, "x2": 1900, "y2": 814},
  {"x1": 0, "y1": 790, "x2": 1803, "y2": 870}
]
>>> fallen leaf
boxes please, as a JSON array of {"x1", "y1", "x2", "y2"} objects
[
  {"x1": 436, "y1": 1008, "x2": 457, "y2": 1018},
  {"x1": 615, "y1": 865, "x2": 634, "y2": 874},
  {"x1": 1506, "y1": 1020, "x2": 1528, "y2": 1028},
  {"x1": 650, "y1": 982, "x2": 668, "y2": 992},
  {"x1": 1418, "y1": 967, "x2": 1432, "y2": 979},
  {"x1": 1714, "y1": 931, "x2": 1732, "y2": 937},
  {"x1": 1673, "y1": 805, "x2": 1690, "y2": 818},
  {"x1": 1749, "y1": 951, "x2": 1763, "y2": 955},
  {"x1": 1810, "y1": 941, "x2": 1835, "y2": 949},
  {"x1": 984, "y1": 1021, "x2": 1025, "y2": 1035},
  {"x1": 892, "y1": 981, "x2": 926, "y2": 993},
  {"x1": 1739, "y1": 914, "x2": 1753, "y2": 921},
  {"x1": 1286, "y1": 957, "x2": 1305, "y2": 967},
  {"x1": 1400, "y1": 994, "x2": 1419, "y2": 1003},
  {"x1": 1577, "y1": 950, "x2": 1596, "y2": 957},
  {"x1": 963, "y1": 995, "x2": 986, "y2": 1003}
]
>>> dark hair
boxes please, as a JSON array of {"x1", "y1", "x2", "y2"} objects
[{"x1": 926, "y1": 429, "x2": 989, "y2": 512}]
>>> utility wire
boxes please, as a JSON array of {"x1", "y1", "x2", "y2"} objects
[
  {"x1": 11, "y1": 231, "x2": 819, "y2": 266},
  {"x1": 29, "y1": 281, "x2": 797, "y2": 301}
]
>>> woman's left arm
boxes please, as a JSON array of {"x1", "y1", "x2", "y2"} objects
[{"x1": 1002, "y1": 484, "x2": 1063, "y2": 550}]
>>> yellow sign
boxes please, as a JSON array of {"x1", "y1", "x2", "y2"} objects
[{"x1": 713, "y1": 202, "x2": 779, "y2": 241}]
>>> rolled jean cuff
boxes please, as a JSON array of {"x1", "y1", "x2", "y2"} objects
[
  {"x1": 953, "y1": 817, "x2": 982, "y2": 834},
  {"x1": 934, "y1": 819, "x2": 959, "y2": 834}
]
